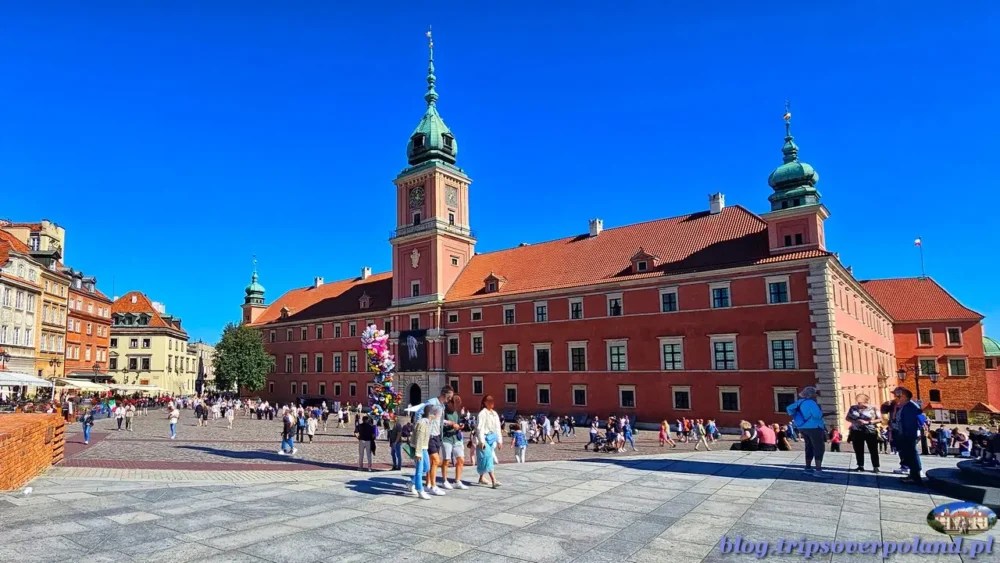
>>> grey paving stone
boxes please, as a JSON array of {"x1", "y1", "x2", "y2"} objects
[
  {"x1": 240, "y1": 531, "x2": 351, "y2": 562},
  {"x1": 478, "y1": 531, "x2": 586, "y2": 562}
]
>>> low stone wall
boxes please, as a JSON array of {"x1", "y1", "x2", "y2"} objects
[{"x1": 0, "y1": 413, "x2": 65, "y2": 491}]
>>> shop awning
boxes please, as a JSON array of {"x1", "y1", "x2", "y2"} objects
[
  {"x1": 0, "y1": 371, "x2": 53, "y2": 387},
  {"x1": 57, "y1": 378, "x2": 110, "y2": 392},
  {"x1": 108, "y1": 384, "x2": 162, "y2": 393}
]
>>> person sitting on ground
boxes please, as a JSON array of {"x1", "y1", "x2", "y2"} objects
[{"x1": 756, "y1": 420, "x2": 777, "y2": 451}]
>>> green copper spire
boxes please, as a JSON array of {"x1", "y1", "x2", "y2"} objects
[
  {"x1": 767, "y1": 102, "x2": 821, "y2": 211},
  {"x1": 406, "y1": 26, "x2": 458, "y2": 166},
  {"x1": 244, "y1": 255, "x2": 265, "y2": 305}
]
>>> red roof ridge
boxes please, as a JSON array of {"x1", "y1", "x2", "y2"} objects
[
  {"x1": 0, "y1": 230, "x2": 31, "y2": 253},
  {"x1": 859, "y1": 277, "x2": 983, "y2": 322},
  {"x1": 112, "y1": 290, "x2": 188, "y2": 334}
]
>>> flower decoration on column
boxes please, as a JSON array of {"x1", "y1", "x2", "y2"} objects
[{"x1": 361, "y1": 324, "x2": 402, "y2": 420}]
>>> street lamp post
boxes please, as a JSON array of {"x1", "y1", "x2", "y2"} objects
[
  {"x1": 897, "y1": 364, "x2": 941, "y2": 455},
  {"x1": 49, "y1": 358, "x2": 62, "y2": 378},
  {"x1": 92, "y1": 362, "x2": 101, "y2": 378}
]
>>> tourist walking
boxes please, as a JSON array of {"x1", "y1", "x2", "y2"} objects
[
  {"x1": 306, "y1": 414, "x2": 317, "y2": 442},
  {"x1": 226, "y1": 404, "x2": 235, "y2": 429},
  {"x1": 114, "y1": 404, "x2": 125, "y2": 431},
  {"x1": 388, "y1": 418, "x2": 404, "y2": 471},
  {"x1": 846, "y1": 393, "x2": 880, "y2": 472},
  {"x1": 786, "y1": 386, "x2": 828, "y2": 477},
  {"x1": 81, "y1": 408, "x2": 94, "y2": 445},
  {"x1": 891, "y1": 387, "x2": 924, "y2": 485},
  {"x1": 475, "y1": 394, "x2": 502, "y2": 488},
  {"x1": 124, "y1": 403, "x2": 135, "y2": 431},
  {"x1": 355, "y1": 415, "x2": 376, "y2": 471},
  {"x1": 167, "y1": 403, "x2": 179, "y2": 439},
  {"x1": 279, "y1": 407, "x2": 297, "y2": 455},
  {"x1": 512, "y1": 423, "x2": 527, "y2": 463},
  {"x1": 441, "y1": 395, "x2": 469, "y2": 489},
  {"x1": 411, "y1": 409, "x2": 432, "y2": 500}
]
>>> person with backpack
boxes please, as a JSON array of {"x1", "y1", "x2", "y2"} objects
[
  {"x1": 81, "y1": 408, "x2": 95, "y2": 445},
  {"x1": 278, "y1": 406, "x2": 297, "y2": 455},
  {"x1": 786, "y1": 386, "x2": 828, "y2": 478}
]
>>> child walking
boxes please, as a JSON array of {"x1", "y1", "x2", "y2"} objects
[
  {"x1": 659, "y1": 420, "x2": 677, "y2": 447},
  {"x1": 306, "y1": 414, "x2": 318, "y2": 442},
  {"x1": 512, "y1": 424, "x2": 527, "y2": 463}
]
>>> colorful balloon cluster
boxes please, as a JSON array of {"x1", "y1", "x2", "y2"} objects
[{"x1": 361, "y1": 324, "x2": 403, "y2": 420}]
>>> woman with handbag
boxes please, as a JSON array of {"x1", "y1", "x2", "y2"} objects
[{"x1": 846, "y1": 394, "x2": 880, "y2": 472}]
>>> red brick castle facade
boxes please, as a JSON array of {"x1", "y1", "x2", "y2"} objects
[{"x1": 244, "y1": 40, "x2": 904, "y2": 429}]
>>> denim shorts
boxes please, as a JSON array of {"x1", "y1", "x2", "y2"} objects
[
  {"x1": 428, "y1": 435, "x2": 442, "y2": 455},
  {"x1": 441, "y1": 439, "x2": 465, "y2": 462}
]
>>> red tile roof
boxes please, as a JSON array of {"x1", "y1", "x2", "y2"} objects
[
  {"x1": 0, "y1": 230, "x2": 31, "y2": 253},
  {"x1": 254, "y1": 272, "x2": 393, "y2": 325},
  {"x1": 112, "y1": 291, "x2": 187, "y2": 335},
  {"x1": 446, "y1": 205, "x2": 830, "y2": 301},
  {"x1": 859, "y1": 277, "x2": 982, "y2": 322}
]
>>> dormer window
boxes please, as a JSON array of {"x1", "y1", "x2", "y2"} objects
[
  {"x1": 483, "y1": 272, "x2": 506, "y2": 294},
  {"x1": 359, "y1": 292, "x2": 371, "y2": 310},
  {"x1": 412, "y1": 134, "x2": 425, "y2": 149},
  {"x1": 442, "y1": 134, "x2": 454, "y2": 150},
  {"x1": 629, "y1": 248, "x2": 659, "y2": 274},
  {"x1": 280, "y1": 306, "x2": 290, "y2": 319}
]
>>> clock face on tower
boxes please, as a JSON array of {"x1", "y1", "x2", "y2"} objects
[
  {"x1": 446, "y1": 186, "x2": 458, "y2": 206},
  {"x1": 409, "y1": 186, "x2": 425, "y2": 208}
]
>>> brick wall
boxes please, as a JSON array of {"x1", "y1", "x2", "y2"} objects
[{"x1": 0, "y1": 414, "x2": 65, "y2": 491}]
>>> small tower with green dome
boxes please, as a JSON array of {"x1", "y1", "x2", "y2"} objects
[
  {"x1": 761, "y1": 104, "x2": 830, "y2": 255},
  {"x1": 241, "y1": 257, "x2": 268, "y2": 325},
  {"x1": 405, "y1": 27, "x2": 458, "y2": 167}
]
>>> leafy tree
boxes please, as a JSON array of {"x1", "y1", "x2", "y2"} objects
[{"x1": 213, "y1": 322, "x2": 273, "y2": 392}]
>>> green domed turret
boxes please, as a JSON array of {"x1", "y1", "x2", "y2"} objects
[
  {"x1": 767, "y1": 105, "x2": 821, "y2": 211},
  {"x1": 406, "y1": 28, "x2": 458, "y2": 166},
  {"x1": 244, "y1": 267, "x2": 265, "y2": 306},
  {"x1": 984, "y1": 336, "x2": 1000, "y2": 358}
]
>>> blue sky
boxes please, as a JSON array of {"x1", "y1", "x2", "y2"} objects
[{"x1": 1, "y1": 2, "x2": 997, "y2": 343}]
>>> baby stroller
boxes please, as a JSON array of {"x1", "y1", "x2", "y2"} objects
[{"x1": 591, "y1": 433, "x2": 617, "y2": 453}]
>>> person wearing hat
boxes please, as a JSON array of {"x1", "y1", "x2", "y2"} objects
[{"x1": 785, "y1": 386, "x2": 828, "y2": 477}]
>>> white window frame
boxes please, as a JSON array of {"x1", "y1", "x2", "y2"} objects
[
  {"x1": 301, "y1": 382, "x2": 309, "y2": 396},
  {"x1": 447, "y1": 312, "x2": 458, "y2": 323},
  {"x1": 448, "y1": 376, "x2": 459, "y2": 394},
  {"x1": 658, "y1": 336, "x2": 684, "y2": 371},
  {"x1": 606, "y1": 339, "x2": 628, "y2": 372},
  {"x1": 606, "y1": 293, "x2": 624, "y2": 317},
  {"x1": 568, "y1": 341, "x2": 588, "y2": 372},
  {"x1": 333, "y1": 352, "x2": 342, "y2": 372},
  {"x1": 537, "y1": 384, "x2": 551, "y2": 405},
  {"x1": 773, "y1": 386, "x2": 798, "y2": 414},
  {"x1": 916, "y1": 327, "x2": 933, "y2": 347},
  {"x1": 568, "y1": 297, "x2": 584, "y2": 320},
  {"x1": 348, "y1": 351, "x2": 358, "y2": 372},
  {"x1": 659, "y1": 287, "x2": 679, "y2": 313},
  {"x1": 502, "y1": 344, "x2": 518, "y2": 372},
  {"x1": 533, "y1": 343, "x2": 552, "y2": 372},
  {"x1": 572, "y1": 384, "x2": 588, "y2": 407},
  {"x1": 472, "y1": 376, "x2": 484, "y2": 395},
  {"x1": 290, "y1": 381, "x2": 297, "y2": 395},
  {"x1": 672, "y1": 385, "x2": 692, "y2": 411},
  {"x1": 410, "y1": 280, "x2": 421, "y2": 297},
  {"x1": 502, "y1": 305, "x2": 516, "y2": 325},
  {"x1": 719, "y1": 386, "x2": 741, "y2": 412},
  {"x1": 299, "y1": 353, "x2": 308, "y2": 373},
  {"x1": 765, "y1": 275, "x2": 790, "y2": 304},
  {"x1": 471, "y1": 332, "x2": 484, "y2": 355},
  {"x1": 505, "y1": 383, "x2": 518, "y2": 404},
  {"x1": 409, "y1": 315, "x2": 420, "y2": 330},
  {"x1": 471, "y1": 308, "x2": 483, "y2": 321},
  {"x1": 709, "y1": 334, "x2": 738, "y2": 371},
  {"x1": 710, "y1": 281, "x2": 732, "y2": 309},
  {"x1": 945, "y1": 327, "x2": 963, "y2": 346},
  {"x1": 534, "y1": 301, "x2": 548, "y2": 323},
  {"x1": 766, "y1": 331, "x2": 799, "y2": 370},
  {"x1": 447, "y1": 335, "x2": 460, "y2": 355},
  {"x1": 314, "y1": 353, "x2": 324, "y2": 372},
  {"x1": 618, "y1": 385, "x2": 636, "y2": 409},
  {"x1": 947, "y1": 356, "x2": 969, "y2": 377}
]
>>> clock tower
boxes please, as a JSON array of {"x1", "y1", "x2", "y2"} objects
[{"x1": 390, "y1": 29, "x2": 475, "y2": 309}]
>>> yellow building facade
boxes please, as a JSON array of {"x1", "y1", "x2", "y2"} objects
[{"x1": 109, "y1": 291, "x2": 198, "y2": 395}]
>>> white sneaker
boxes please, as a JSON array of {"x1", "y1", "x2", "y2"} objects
[
  {"x1": 419, "y1": 491, "x2": 431, "y2": 500},
  {"x1": 892, "y1": 467, "x2": 908, "y2": 474},
  {"x1": 442, "y1": 480, "x2": 454, "y2": 490},
  {"x1": 277, "y1": 450, "x2": 286, "y2": 455},
  {"x1": 409, "y1": 484, "x2": 417, "y2": 495},
  {"x1": 454, "y1": 480, "x2": 469, "y2": 490},
  {"x1": 291, "y1": 448, "x2": 298, "y2": 455},
  {"x1": 431, "y1": 487, "x2": 446, "y2": 496}
]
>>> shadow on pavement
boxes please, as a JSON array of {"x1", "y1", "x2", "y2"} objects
[
  {"x1": 344, "y1": 476, "x2": 411, "y2": 496},
  {"x1": 177, "y1": 444, "x2": 388, "y2": 472}
]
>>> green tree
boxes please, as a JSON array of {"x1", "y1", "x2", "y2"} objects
[{"x1": 213, "y1": 322, "x2": 273, "y2": 392}]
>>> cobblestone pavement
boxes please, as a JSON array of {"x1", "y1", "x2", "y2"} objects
[
  {"x1": 62, "y1": 409, "x2": 761, "y2": 470},
  {"x1": 1, "y1": 449, "x2": 993, "y2": 563}
]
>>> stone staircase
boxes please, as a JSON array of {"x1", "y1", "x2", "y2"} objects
[{"x1": 926, "y1": 460, "x2": 1000, "y2": 510}]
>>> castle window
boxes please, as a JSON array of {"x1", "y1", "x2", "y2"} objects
[
  {"x1": 486, "y1": 281, "x2": 496, "y2": 293},
  {"x1": 795, "y1": 233, "x2": 803, "y2": 245},
  {"x1": 636, "y1": 260, "x2": 647, "y2": 272},
  {"x1": 792, "y1": 198, "x2": 800, "y2": 206},
  {"x1": 411, "y1": 281, "x2": 420, "y2": 298},
  {"x1": 412, "y1": 133, "x2": 425, "y2": 148},
  {"x1": 607, "y1": 294, "x2": 623, "y2": 317},
  {"x1": 448, "y1": 213, "x2": 455, "y2": 225},
  {"x1": 929, "y1": 389, "x2": 941, "y2": 402},
  {"x1": 412, "y1": 212, "x2": 421, "y2": 226},
  {"x1": 451, "y1": 256, "x2": 459, "y2": 266},
  {"x1": 784, "y1": 235, "x2": 792, "y2": 247},
  {"x1": 442, "y1": 134, "x2": 453, "y2": 149}
]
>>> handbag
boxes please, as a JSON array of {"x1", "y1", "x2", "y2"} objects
[{"x1": 401, "y1": 443, "x2": 415, "y2": 459}]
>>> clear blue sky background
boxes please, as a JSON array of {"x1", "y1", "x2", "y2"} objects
[{"x1": 2, "y1": 2, "x2": 997, "y2": 344}]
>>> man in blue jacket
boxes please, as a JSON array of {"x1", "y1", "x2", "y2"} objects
[{"x1": 890, "y1": 387, "x2": 923, "y2": 484}]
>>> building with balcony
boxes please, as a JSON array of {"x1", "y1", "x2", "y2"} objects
[
  {"x1": 109, "y1": 291, "x2": 195, "y2": 395},
  {"x1": 239, "y1": 38, "x2": 912, "y2": 430},
  {"x1": 0, "y1": 231, "x2": 41, "y2": 374}
]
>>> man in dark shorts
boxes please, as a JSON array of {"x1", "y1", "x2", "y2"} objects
[{"x1": 405, "y1": 385, "x2": 454, "y2": 496}]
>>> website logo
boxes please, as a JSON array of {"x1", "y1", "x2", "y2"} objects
[{"x1": 927, "y1": 502, "x2": 997, "y2": 536}]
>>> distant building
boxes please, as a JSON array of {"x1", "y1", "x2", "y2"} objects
[
  {"x1": 63, "y1": 269, "x2": 113, "y2": 379},
  {"x1": 239, "y1": 39, "x2": 902, "y2": 428},
  {"x1": 110, "y1": 291, "x2": 196, "y2": 394},
  {"x1": 861, "y1": 278, "x2": 997, "y2": 423},
  {"x1": 0, "y1": 232, "x2": 42, "y2": 374}
]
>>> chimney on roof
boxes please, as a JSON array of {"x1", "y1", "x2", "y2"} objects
[
  {"x1": 152, "y1": 301, "x2": 166, "y2": 314},
  {"x1": 361, "y1": 267, "x2": 371, "y2": 280},
  {"x1": 313, "y1": 277, "x2": 324, "y2": 288},
  {"x1": 846, "y1": 265, "x2": 853, "y2": 275},
  {"x1": 709, "y1": 192, "x2": 725, "y2": 214},
  {"x1": 518, "y1": 242, "x2": 529, "y2": 247},
  {"x1": 130, "y1": 295, "x2": 137, "y2": 304},
  {"x1": 588, "y1": 218, "x2": 603, "y2": 237}
]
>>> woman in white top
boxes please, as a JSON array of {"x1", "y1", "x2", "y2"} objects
[
  {"x1": 167, "y1": 404, "x2": 179, "y2": 439},
  {"x1": 475, "y1": 395, "x2": 503, "y2": 488}
]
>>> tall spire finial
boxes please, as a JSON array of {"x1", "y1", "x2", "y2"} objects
[
  {"x1": 424, "y1": 26, "x2": 438, "y2": 106},
  {"x1": 780, "y1": 100, "x2": 799, "y2": 163},
  {"x1": 251, "y1": 254, "x2": 258, "y2": 281},
  {"x1": 783, "y1": 100, "x2": 792, "y2": 138}
]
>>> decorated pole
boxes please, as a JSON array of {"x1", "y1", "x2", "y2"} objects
[{"x1": 360, "y1": 324, "x2": 403, "y2": 420}]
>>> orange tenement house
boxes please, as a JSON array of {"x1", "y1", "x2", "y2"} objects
[
  {"x1": 244, "y1": 45, "x2": 908, "y2": 429},
  {"x1": 63, "y1": 269, "x2": 113, "y2": 379}
]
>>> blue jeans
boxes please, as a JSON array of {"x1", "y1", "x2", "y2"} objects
[
  {"x1": 83, "y1": 424, "x2": 91, "y2": 443},
  {"x1": 169, "y1": 423, "x2": 176, "y2": 438},
  {"x1": 413, "y1": 450, "x2": 428, "y2": 491},
  {"x1": 391, "y1": 442, "x2": 402, "y2": 468},
  {"x1": 282, "y1": 435, "x2": 295, "y2": 452}
]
